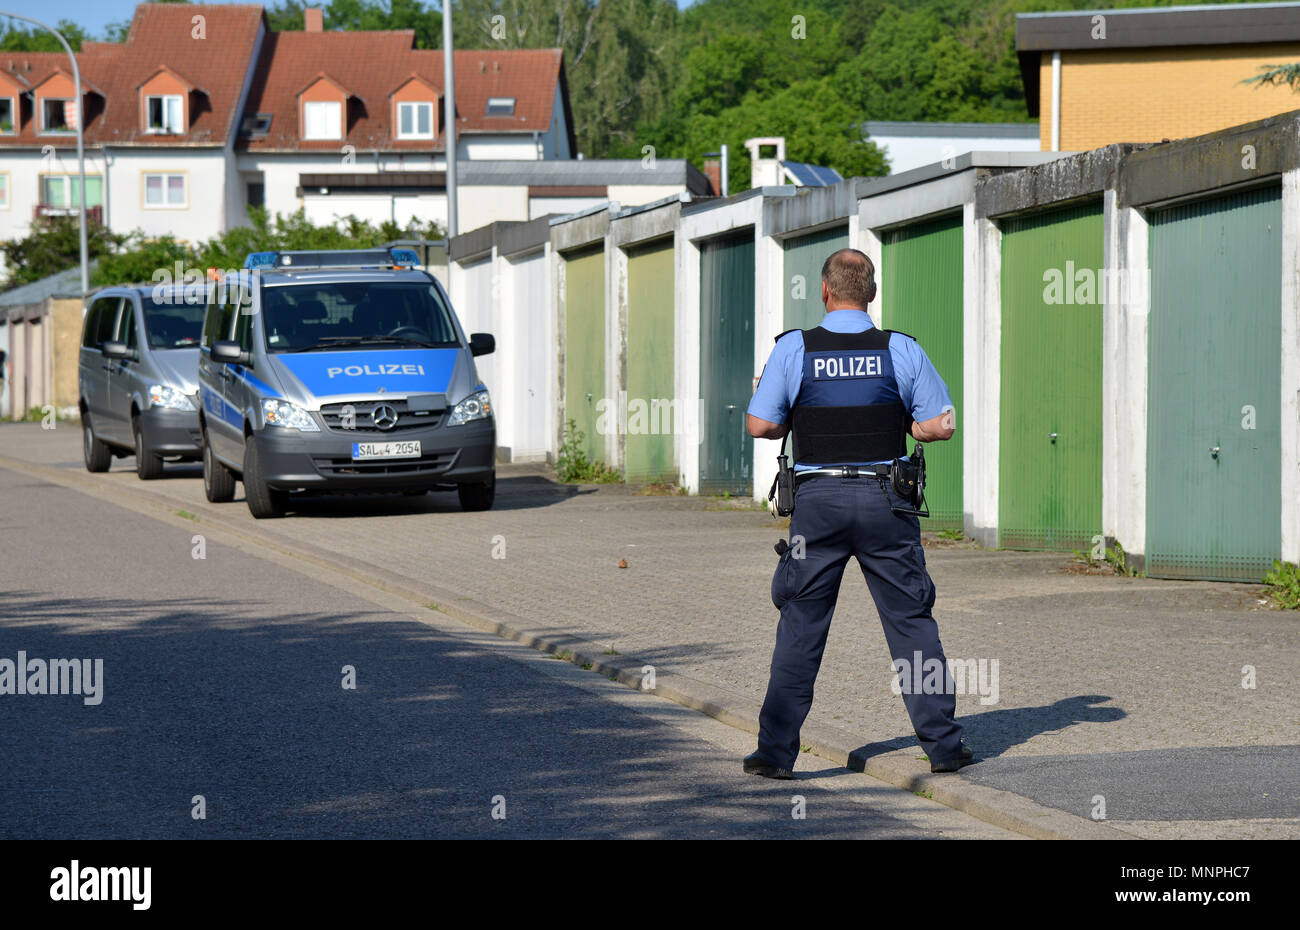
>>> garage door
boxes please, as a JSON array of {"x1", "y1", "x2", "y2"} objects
[
  {"x1": 1146, "y1": 185, "x2": 1282, "y2": 580},
  {"x1": 998, "y1": 201, "x2": 1103, "y2": 550},
  {"x1": 882, "y1": 212, "x2": 964, "y2": 531}
]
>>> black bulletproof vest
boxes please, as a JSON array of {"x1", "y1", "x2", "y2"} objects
[{"x1": 790, "y1": 326, "x2": 911, "y2": 465}]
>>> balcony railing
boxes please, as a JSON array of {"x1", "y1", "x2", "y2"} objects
[{"x1": 33, "y1": 204, "x2": 103, "y2": 224}]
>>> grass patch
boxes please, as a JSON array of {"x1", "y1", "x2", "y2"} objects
[
  {"x1": 937, "y1": 528, "x2": 964, "y2": 541},
  {"x1": 1263, "y1": 560, "x2": 1300, "y2": 609},
  {"x1": 550, "y1": 649, "x2": 574, "y2": 661},
  {"x1": 424, "y1": 602, "x2": 444, "y2": 613},
  {"x1": 175, "y1": 510, "x2": 199, "y2": 522},
  {"x1": 1072, "y1": 540, "x2": 1142, "y2": 577},
  {"x1": 555, "y1": 419, "x2": 622, "y2": 484}
]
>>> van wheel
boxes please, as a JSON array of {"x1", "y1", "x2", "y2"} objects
[
  {"x1": 243, "y1": 436, "x2": 287, "y2": 519},
  {"x1": 83, "y1": 417, "x2": 112, "y2": 473},
  {"x1": 457, "y1": 472, "x2": 495, "y2": 511},
  {"x1": 133, "y1": 416, "x2": 164, "y2": 480},
  {"x1": 203, "y1": 435, "x2": 236, "y2": 503}
]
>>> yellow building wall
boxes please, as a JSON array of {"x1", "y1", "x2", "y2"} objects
[{"x1": 1037, "y1": 44, "x2": 1300, "y2": 150}]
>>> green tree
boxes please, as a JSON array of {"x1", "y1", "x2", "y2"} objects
[
  {"x1": 91, "y1": 235, "x2": 193, "y2": 288},
  {"x1": 0, "y1": 19, "x2": 92, "y2": 52},
  {"x1": 0, "y1": 217, "x2": 122, "y2": 288}
]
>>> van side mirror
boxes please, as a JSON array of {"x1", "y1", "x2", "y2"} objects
[
  {"x1": 101, "y1": 340, "x2": 130, "y2": 360},
  {"x1": 469, "y1": 333, "x2": 495, "y2": 357},
  {"x1": 212, "y1": 340, "x2": 249, "y2": 365}
]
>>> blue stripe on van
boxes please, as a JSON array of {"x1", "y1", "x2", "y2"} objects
[{"x1": 275, "y1": 349, "x2": 459, "y2": 398}]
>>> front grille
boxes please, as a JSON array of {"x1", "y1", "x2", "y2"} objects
[
  {"x1": 318, "y1": 399, "x2": 444, "y2": 434},
  {"x1": 311, "y1": 451, "x2": 457, "y2": 477}
]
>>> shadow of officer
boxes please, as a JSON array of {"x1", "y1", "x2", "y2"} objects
[{"x1": 743, "y1": 248, "x2": 972, "y2": 779}]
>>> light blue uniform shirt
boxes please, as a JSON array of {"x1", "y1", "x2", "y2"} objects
[{"x1": 747, "y1": 309, "x2": 954, "y2": 471}]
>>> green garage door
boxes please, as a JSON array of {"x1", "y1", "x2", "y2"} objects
[
  {"x1": 625, "y1": 238, "x2": 676, "y2": 483},
  {"x1": 1147, "y1": 185, "x2": 1282, "y2": 581},
  {"x1": 999, "y1": 201, "x2": 1103, "y2": 550},
  {"x1": 563, "y1": 244, "x2": 605, "y2": 462},
  {"x1": 699, "y1": 230, "x2": 754, "y2": 494},
  {"x1": 882, "y1": 212, "x2": 964, "y2": 531},
  {"x1": 783, "y1": 224, "x2": 849, "y2": 330}
]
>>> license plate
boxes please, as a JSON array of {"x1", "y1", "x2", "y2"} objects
[{"x1": 352, "y1": 441, "x2": 421, "y2": 460}]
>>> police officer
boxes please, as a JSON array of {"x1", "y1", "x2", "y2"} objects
[{"x1": 743, "y1": 248, "x2": 973, "y2": 779}]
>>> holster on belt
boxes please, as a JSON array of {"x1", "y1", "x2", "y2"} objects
[
  {"x1": 889, "y1": 443, "x2": 929, "y2": 517},
  {"x1": 768, "y1": 432, "x2": 795, "y2": 517}
]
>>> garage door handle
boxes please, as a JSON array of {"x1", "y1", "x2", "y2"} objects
[
  {"x1": 1048, "y1": 432, "x2": 1058, "y2": 442},
  {"x1": 1210, "y1": 445, "x2": 1220, "y2": 459},
  {"x1": 726, "y1": 405, "x2": 737, "y2": 411}
]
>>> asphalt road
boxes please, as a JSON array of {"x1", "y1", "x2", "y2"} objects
[{"x1": 0, "y1": 465, "x2": 1014, "y2": 839}]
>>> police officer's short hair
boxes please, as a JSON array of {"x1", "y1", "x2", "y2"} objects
[{"x1": 821, "y1": 249, "x2": 876, "y2": 306}]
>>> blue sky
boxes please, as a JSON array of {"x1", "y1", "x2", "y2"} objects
[{"x1": 1, "y1": 1, "x2": 696, "y2": 44}]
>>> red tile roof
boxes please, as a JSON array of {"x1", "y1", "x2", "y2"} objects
[
  {"x1": 0, "y1": 3, "x2": 264, "y2": 148},
  {"x1": 0, "y1": 4, "x2": 572, "y2": 154},
  {"x1": 240, "y1": 35, "x2": 568, "y2": 152}
]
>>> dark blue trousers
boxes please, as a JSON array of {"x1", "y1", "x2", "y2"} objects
[{"x1": 757, "y1": 475, "x2": 965, "y2": 770}]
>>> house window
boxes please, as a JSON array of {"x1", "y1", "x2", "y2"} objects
[
  {"x1": 41, "y1": 174, "x2": 103, "y2": 210},
  {"x1": 247, "y1": 182, "x2": 264, "y2": 209},
  {"x1": 146, "y1": 94, "x2": 184, "y2": 134},
  {"x1": 41, "y1": 98, "x2": 75, "y2": 133},
  {"x1": 0, "y1": 173, "x2": 9, "y2": 210},
  {"x1": 0, "y1": 98, "x2": 14, "y2": 134},
  {"x1": 144, "y1": 172, "x2": 187, "y2": 208},
  {"x1": 303, "y1": 100, "x2": 342, "y2": 140},
  {"x1": 485, "y1": 97, "x2": 515, "y2": 116},
  {"x1": 397, "y1": 101, "x2": 433, "y2": 139}
]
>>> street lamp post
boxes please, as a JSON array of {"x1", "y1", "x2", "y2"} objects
[
  {"x1": 1, "y1": 12, "x2": 90, "y2": 298},
  {"x1": 442, "y1": 0, "x2": 457, "y2": 239}
]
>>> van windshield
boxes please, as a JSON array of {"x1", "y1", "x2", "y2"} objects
[
  {"x1": 262, "y1": 282, "x2": 460, "y2": 352},
  {"x1": 143, "y1": 294, "x2": 207, "y2": 348}
]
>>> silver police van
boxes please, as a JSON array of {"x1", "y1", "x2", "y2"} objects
[
  {"x1": 79, "y1": 283, "x2": 206, "y2": 478},
  {"x1": 198, "y1": 247, "x2": 496, "y2": 518}
]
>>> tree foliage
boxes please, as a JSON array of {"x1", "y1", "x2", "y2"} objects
[{"x1": 0, "y1": 217, "x2": 122, "y2": 288}]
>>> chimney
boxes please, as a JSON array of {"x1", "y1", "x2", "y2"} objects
[
  {"x1": 305, "y1": 8, "x2": 323, "y2": 32},
  {"x1": 703, "y1": 158, "x2": 722, "y2": 198},
  {"x1": 744, "y1": 136, "x2": 786, "y2": 189}
]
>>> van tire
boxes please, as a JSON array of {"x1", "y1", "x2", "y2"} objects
[
  {"x1": 243, "y1": 436, "x2": 287, "y2": 519},
  {"x1": 83, "y1": 417, "x2": 112, "y2": 473},
  {"x1": 457, "y1": 472, "x2": 495, "y2": 511},
  {"x1": 203, "y1": 435, "x2": 236, "y2": 503},
  {"x1": 133, "y1": 416, "x2": 164, "y2": 480},
  {"x1": 82, "y1": 416, "x2": 111, "y2": 473}
]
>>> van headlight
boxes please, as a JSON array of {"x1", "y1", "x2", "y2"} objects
[
  {"x1": 149, "y1": 384, "x2": 196, "y2": 411},
  {"x1": 447, "y1": 389, "x2": 492, "y2": 426},
  {"x1": 262, "y1": 398, "x2": 320, "y2": 432}
]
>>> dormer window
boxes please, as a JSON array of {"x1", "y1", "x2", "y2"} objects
[
  {"x1": 0, "y1": 97, "x2": 14, "y2": 134},
  {"x1": 397, "y1": 101, "x2": 432, "y2": 139},
  {"x1": 303, "y1": 100, "x2": 342, "y2": 140},
  {"x1": 146, "y1": 94, "x2": 183, "y2": 134},
  {"x1": 485, "y1": 97, "x2": 515, "y2": 116},
  {"x1": 42, "y1": 98, "x2": 75, "y2": 133}
]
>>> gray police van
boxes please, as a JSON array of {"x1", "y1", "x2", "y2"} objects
[
  {"x1": 198, "y1": 247, "x2": 496, "y2": 518},
  {"x1": 79, "y1": 283, "x2": 206, "y2": 478}
]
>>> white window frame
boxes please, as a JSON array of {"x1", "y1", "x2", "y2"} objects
[
  {"x1": 40, "y1": 97, "x2": 75, "y2": 134},
  {"x1": 0, "y1": 97, "x2": 15, "y2": 135},
  {"x1": 0, "y1": 172, "x2": 10, "y2": 210},
  {"x1": 302, "y1": 99, "x2": 342, "y2": 140},
  {"x1": 143, "y1": 172, "x2": 188, "y2": 209},
  {"x1": 485, "y1": 97, "x2": 515, "y2": 116},
  {"x1": 396, "y1": 100, "x2": 433, "y2": 140},
  {"x1": 145, "y1": 94, "x2": 184, "y2": 134}
]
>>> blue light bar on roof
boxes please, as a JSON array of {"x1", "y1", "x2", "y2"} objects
[{"x1": 241, "y1": 247, "x2": 423, "y2": 271}]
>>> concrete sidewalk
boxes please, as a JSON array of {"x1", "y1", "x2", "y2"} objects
[{"x1": 3, "y1": 421, "x2": 1297, "y2": 838}]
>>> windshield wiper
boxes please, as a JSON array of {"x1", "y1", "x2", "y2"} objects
[{"x1": 280, "y1": 335, "x2": 447, "y2": 352}]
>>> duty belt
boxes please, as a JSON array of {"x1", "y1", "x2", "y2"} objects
[{"x1": 795, "y1": 464, "x2": 892, "y2": 486}]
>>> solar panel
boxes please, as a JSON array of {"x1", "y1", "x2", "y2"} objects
[{"x1": 781, "y1": 161, "x2": 844, "y2": 187}]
